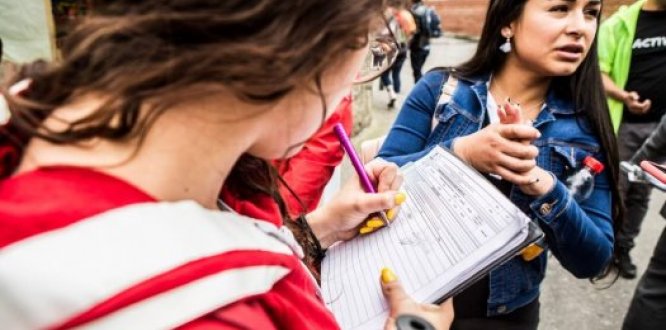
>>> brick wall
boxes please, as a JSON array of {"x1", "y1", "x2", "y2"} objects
[{"x1": 426, "y1": 0, "x2": 636, "y2": 38}]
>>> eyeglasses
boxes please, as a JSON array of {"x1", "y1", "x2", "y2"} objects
[{"x1": 353, "y1": 17, "x2": 400, "y2": 84}]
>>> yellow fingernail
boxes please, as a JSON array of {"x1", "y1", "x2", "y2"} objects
[
  {"x1": 394, "y1": 192, "x2": 407, "y2": 205},
  {"x1": 381, "y1": 267, "x2": 398, "y2": 284},
  {"x1": 366, "y1": 218, "x2": 385, "y2": 228},
  {"x1": 360, "y1": 227, "x2": 375, "y2": 235},
  {"x1": 387, "y1": 208, "x2": 396, "y2": 220}
]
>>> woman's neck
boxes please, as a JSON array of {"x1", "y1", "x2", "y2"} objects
[
  {"x1": 489, "y1": 60, "x2": 551, "y2": 119},
  {"x1": 17, "y1": 95, "x2": 260, "y2": 209}
]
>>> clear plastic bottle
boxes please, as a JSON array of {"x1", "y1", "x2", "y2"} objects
[{"x1": 566, "y1": 156, "x2": 604, "y2": 202}]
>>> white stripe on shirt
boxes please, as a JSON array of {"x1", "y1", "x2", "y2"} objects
[{"x1": 0, "y1": 201, "x2": 294, "y2": 330}]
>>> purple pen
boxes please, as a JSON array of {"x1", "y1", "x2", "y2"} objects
[{"x1": 333, "y1": 123, "x2": 391, "y2": 227}]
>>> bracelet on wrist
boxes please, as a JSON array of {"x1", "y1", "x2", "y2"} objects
[{"x1": 294, "y1": 214, "x2": 327, "y2": 267}]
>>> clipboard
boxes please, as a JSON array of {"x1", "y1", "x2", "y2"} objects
[
  {"x1": 321, "y1": 146, "x2": 544, "y2": 330},
  {"x1": 434, "y1": 221, "x2": 543, "y2": 303},
  {"x1": 427, "y1": 147, "x2": 544, "y2": 303}
]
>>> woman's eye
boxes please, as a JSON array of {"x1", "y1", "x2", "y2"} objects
[
  {"x1": 584, "y1": 8, "x2": 600, "y2": 17},
  {"x1": 549, "y1": 5, "x2": 569, "y2": 13}
]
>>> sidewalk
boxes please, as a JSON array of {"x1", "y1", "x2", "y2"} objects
[
  {"x1": 347, "y1": 35, "x2": 666, "y2": 329},
  {"x1": 351, "y1": 37, "x2": 477, "y2": 150}
]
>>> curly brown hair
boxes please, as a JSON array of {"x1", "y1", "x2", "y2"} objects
[
  {"x1": 1, "y1": 0, "x2": 387, "y2": 271},
  {"x1": 3, "y1": 0, "x2": 384, "y2": 144}
]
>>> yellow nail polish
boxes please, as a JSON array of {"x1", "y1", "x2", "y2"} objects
[
  {"x1": 360, "y1": 227, "x2": 375, "y2": 235},
  {"x1": 387, "y1": 208, "x2": 396, "y2": 220},
  {"x1": 394, "y1": 192, "x2": 407, "y2": 205},
  {"x1": 366, "y1": 219, "x2": 385, "y2": 228},
  {"x1": 381, "y1": 267, "x2": 398, "y2": 284}
]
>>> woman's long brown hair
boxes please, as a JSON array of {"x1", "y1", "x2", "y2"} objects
[
  {"x1": 1, "y1": 0, "x2": 386, "y2": 268},
  {"x1": 455, "y1": 0, "x2": 623, "y2": 282}
]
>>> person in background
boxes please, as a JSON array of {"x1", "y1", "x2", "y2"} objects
[
  {"x1": 379, "y1": 0, "x2": 621, "y2": 328},
  {"x1": 380, "y1": 0, "x2": 416, "y2": 109},
  {"x1": 409, "y1": 0, "x2": 433, "y2": 82},
  {"x1": 621, "y1": 113, "x2": 666, "y2": 330},
  {"x1": 598, "y1": 0, "x2": 666, "y2": 279},
  {"x1": 428, "y1": 3, "x2": 443, "y2": 39},
  {"x1": 0, "y1": 0, "x2": 454, "y2": 329}
]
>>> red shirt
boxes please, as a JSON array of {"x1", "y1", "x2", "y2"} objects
[{"x1": 0, "y1": 167, "x2": 339, "y2": 329}]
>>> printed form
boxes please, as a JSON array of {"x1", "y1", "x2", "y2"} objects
[{"x1": 321, "y1": 146, "x2": 530, "y2": 330}]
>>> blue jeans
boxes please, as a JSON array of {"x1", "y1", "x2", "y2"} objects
[
  {"x1": 410, "y1": 48, "x2": 430, "y2": 83},
  {"x1": 380, "y1": 49, "x2": 407, "y2": 93}
]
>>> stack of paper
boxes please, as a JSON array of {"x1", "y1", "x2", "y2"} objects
[{"x1": 321, "y1": 146, "x2": 534, "y2": 329}]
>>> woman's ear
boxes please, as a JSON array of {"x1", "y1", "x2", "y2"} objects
[{"x1": 501, "y1": 26, "x2": 513, "y2": 39}]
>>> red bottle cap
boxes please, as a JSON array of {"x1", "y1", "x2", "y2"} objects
[{"x1": 583, "y1": 156, "x2": 604, "y2": 175}]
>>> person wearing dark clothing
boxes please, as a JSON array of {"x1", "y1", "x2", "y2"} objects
[
  {"x1": 630, "y1": 114, "x2": 666, "y2": 166},
  {"x1": 408, "y1": 0, "x2": 432, "y2": 82},
  {"x1": 380, "y1": 1, "x2": 416, "y2": 108},
  {"x1": 623, "y1": 110, "x2": 666, "y2": 330},
  {"x1": 599, "y1": 0, "x2": 666, "y2": 279}
]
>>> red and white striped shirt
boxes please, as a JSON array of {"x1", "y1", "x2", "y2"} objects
[{"x1": 0, "y1": 167, "x2": 339, "y2": 329}]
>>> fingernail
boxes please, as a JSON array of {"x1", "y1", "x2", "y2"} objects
[
  {"x1": 366, "y1": 218, "x2": 385, "y2": 228},
  {"x1": 394, "y1": 192, "x2": 407, "y2": 205},
  {"x1": 360, "y1": 227, "x2": 375, "y2": 235},
  {"x1": 381, "y1": 267, "x2": 398, "y2": 284},
  {"x1": 387, "y1": 208, "x2": 396, "y2": 220}
]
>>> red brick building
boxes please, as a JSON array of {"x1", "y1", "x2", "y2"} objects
[{"x1": 428, "y1": 0, "x2": 635, "y2": 38}]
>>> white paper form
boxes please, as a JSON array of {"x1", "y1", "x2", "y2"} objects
[{"x1": 321, "y1": 146, "x2": 530, "y2": 330}]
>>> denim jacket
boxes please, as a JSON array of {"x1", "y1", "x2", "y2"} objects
[{"x1": 378, "y1": 70, "x2": 614, "y2": 316}]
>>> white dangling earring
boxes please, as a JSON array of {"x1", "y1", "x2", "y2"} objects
[{"x1": 499, "y1": 37, "x2": 512, "y2": 53}]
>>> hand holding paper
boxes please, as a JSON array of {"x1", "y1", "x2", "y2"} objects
[{"x1": 321, "y1": 146, "x2": 542, "y2": 329}]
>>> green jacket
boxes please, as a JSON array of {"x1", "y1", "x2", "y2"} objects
[{"x1": 598, "y1": 0, "x2": 646, "y2": 133}]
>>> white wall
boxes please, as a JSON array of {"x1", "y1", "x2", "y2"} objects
[{"x1": 0, "y1": 0, "x2": 55, "y2": 63}]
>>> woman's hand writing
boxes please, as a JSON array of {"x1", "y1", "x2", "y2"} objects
[{"x1": 307, "y1": 158, "x2": 404, "y2": 248}]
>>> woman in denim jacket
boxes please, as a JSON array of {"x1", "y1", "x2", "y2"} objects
[{"x1": 378, "y1": 0, "x2": 622, "y2": 328}]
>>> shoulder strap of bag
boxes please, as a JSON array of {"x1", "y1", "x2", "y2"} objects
[
  {"x1": 361, "y1": 72, "x2": 459, "y2": 162},
  {"x1": 431, "y1": 73, "x2": 458, "y2": 131}
]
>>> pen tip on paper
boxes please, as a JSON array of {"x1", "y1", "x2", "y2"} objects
[{"x1": 379, "y1": 212, "x2": 391, "y2": 227}]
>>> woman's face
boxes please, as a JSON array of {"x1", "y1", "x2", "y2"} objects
[
  {"x1": 507, "y1": 0, "x2": 602, "y2": 76},
  {"x1": 250, "y1": 45, "x2": 367, "y2": 160}
]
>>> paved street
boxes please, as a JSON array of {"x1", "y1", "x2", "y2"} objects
[{"x1": 347, "y1": 36, "x2": 666, "y2": 329}]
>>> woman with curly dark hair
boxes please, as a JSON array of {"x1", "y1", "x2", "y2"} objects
[{"x1": 0, "y1": 1, "x2": 453, "y2": 329}]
